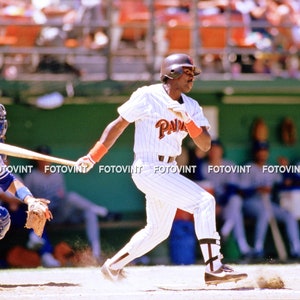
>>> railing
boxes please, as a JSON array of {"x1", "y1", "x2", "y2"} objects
[{"x1": 0, "y1": 0, "x2": 299, "y2": 82}]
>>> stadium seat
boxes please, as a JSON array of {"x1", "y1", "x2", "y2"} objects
[
  {"x1": 117, "y1": 0, "x2": 149, "y2": 41},
  {"x1": 160, "y1": 11, "x2": 254, "y2": 53}
]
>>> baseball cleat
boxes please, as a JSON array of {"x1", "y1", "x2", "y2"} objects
[
  {"x1": 101, "y1": 259, "x2": 126, "y2": 281},
  {"x1": 205, "y1": 264, "x2": 248, "y2": 286}
]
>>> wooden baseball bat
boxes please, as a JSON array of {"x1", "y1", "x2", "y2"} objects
[
  {"x1": 0, "y1": 143, "x2": 77, "y2": 167},
  {"x1": 262, "y1": 194, "x2": 288, "y2": 261}
]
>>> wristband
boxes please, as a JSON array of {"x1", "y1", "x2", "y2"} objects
[
  {"x1": 87, "y1": 154, "x2": 96, "y2": 165},
  {"x1": 88, "y1": 142, "x2": 108, "y2": 163},
  {"x1": 185, "y1": 120, "x2": 203, "y2": 138},
  {"x1": 15, "y1": 186, "x2": 33, "y2": 202}
]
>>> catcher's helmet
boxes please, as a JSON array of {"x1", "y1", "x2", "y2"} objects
[
  {"x1": 160, "y1": 53, "x2": 201, "y2": 82},
  {"x1": 0, "y1": 104, "x2": 8, "y2": 139}
]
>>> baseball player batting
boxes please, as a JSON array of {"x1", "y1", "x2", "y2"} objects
[{"x1": 76, "y1": 53, "x2": 247, "y2": 285}]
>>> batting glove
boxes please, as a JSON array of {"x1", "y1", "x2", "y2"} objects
[
  {"x1": 76, "y1": 154, "x2": 95, "y2": 173},
  {"x1": 167, "y1": 102, "x2": 191, "y2": 123}
]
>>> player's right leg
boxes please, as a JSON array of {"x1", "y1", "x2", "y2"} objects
[{"x1": 101, "y1": 197, "x2": 177, "y2": 281}]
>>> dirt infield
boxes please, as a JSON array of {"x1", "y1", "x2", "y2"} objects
[{"x1": 0, "y1": 264, "x2": 299, "y2": 299}]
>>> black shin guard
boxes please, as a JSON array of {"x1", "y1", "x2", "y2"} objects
[{"x1": 199, "y1": 238, "x2": 222, "y2": 272}]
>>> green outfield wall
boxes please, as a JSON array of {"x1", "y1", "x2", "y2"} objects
[{"x1": 2, "y1": 79, "x2": 300, "y2": 215}]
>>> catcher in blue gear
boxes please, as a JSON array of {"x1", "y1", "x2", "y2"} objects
[{"x1": 0, "y1": 104, "x2": 52, "y2": 238}]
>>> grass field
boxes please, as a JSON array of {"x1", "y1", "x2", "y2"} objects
[{"x1": 0, "y1": 264, "x2": 299, "y2": 299}]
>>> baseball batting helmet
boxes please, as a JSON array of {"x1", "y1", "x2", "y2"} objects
[
  {"x1": 0, "y1": 104, "x2": 8, "y2": 140},
  {"x1": 160, "y1": 53, "x2": 201, "y2": 82}
]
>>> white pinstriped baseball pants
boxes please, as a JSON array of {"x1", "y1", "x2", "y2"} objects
[{"x1": 109, "y1": 158, "x2": 220, "y2": 270}]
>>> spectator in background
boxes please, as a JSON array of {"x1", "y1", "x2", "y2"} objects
[
  {"x1": 275, "y1": 156, "x2": 300, "y2": 221},
  {"x1": 199, "y1": 140, "x2": 252, "y2": 259},
  {"x1": 276, "y1": 156, "x2": 300, "y2": 192},
  {"x1": 164, "y1": 0, "x2": 191, "y2": 13},
  {"x1": 238, "y1": 0, "x2": 300, "y2": 75},
  {"x1": 188, "y1": 146, "x2": 207, "y2": 183},
  {"x1": 31, "y1": 0, "x2": 83, "y2": 76},
  {"x1": 63, "y1": 0, "x2": 108, "y2": 50},
  {"x1": 240, "y1": 140, "x2": 300, "y2": 259},
  {"x1": 23, "y1": 145, "x2": 121, "y2": 262}
]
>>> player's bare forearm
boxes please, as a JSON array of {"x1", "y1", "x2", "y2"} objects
[
  {"x1": 6, "y1": 179, "x2": 33, "y2": 204},
  {"x1": 76, "y1": 116, "x2": 129, "y2": 171},
  {"x1": 192, "y1": 127, "x2": 211, "y2": 152},
  {"x1": 6, "y1": 179, "x2": 24, "y2": 197},
  {"x1": 98, "y1": 116, "x2": 130, "y2": 149}
]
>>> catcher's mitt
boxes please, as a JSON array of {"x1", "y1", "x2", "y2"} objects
[{"x1": 25, "y1": 198, "x2": 53, "y2": 237}]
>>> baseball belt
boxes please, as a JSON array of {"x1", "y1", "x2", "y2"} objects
[{"x1": 158, "y1": 155, "x2": 176, "y2": 163}]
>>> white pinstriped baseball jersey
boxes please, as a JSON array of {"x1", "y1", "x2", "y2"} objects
[{"x1": 117, "y1": 83, "x2": 210, "y2": 157}]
